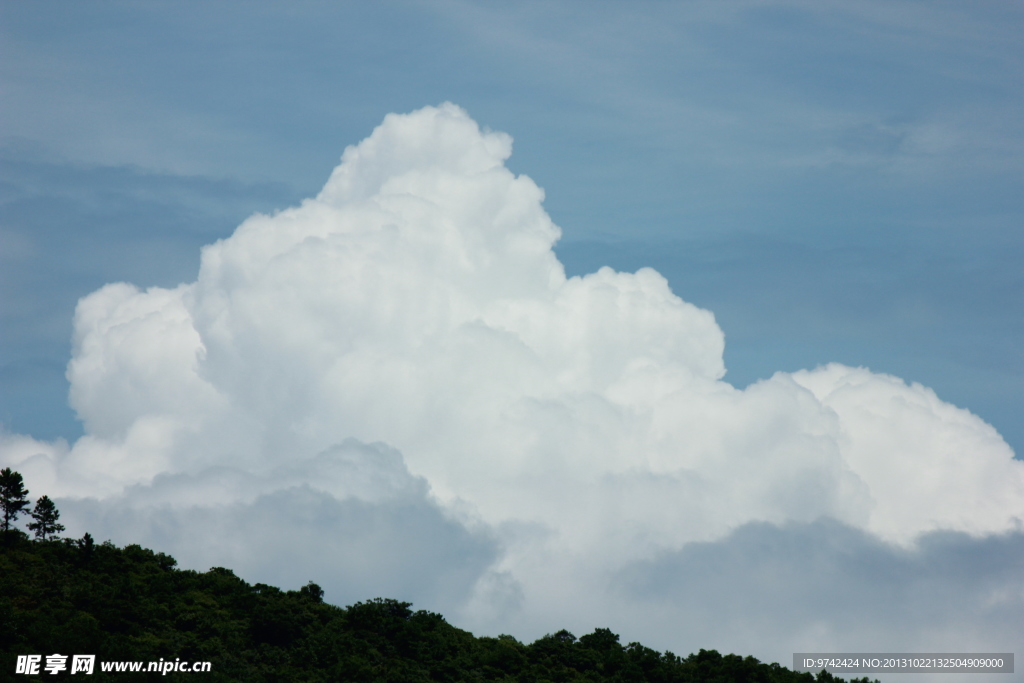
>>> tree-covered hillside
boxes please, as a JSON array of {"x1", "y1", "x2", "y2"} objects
[{"x1": 1, "y1": 530, "x2": 878, "y2": 682}]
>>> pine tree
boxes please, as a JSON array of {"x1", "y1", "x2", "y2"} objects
[
  {"x1": 0, "y1": 467, "x2": 31, "y2": 532},
  {"x1": 28, "y1": 495, "x2": 65, "y2": 540}
]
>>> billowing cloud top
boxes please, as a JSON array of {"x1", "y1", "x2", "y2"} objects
[{"x1": 2, "y1": 103, "x2": 1021, "y2": 662}]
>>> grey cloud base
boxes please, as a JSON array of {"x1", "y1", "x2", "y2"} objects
[
  {"x1": 617, "y1": 519, "x2": 1024, "y2": 659},
  {"x1": 58, "y1": 439, "x2": 502, "y2": 612}
]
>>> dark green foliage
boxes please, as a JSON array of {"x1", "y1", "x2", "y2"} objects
[
  {"x1": 0, "y1": 467, "x2": 31, "y2": 533},
  {"x1": 27, "y1": 495, "x2": 65, "y2": 541},
  {"x1": 0, "y1": 532, "x2": 881, "y2": 683}
]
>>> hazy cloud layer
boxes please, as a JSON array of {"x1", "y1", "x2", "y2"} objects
[{"x1": 2, "y1": 104, "x2": 1021, "y2": 665}]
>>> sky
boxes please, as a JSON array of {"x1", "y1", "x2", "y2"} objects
[{"x1": 1, "y1": 1, "x2": 1022, "y2": 678}]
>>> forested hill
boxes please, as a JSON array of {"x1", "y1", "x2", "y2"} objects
[{"x1": 1, "y1": 532, "x2": 878, "y2": 682}]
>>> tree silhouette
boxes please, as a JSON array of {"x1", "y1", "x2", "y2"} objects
[
  {"x1": 0, "y1": 467, "x2": 30, "y2": 532},
  {"x1": 28, "y1": 495, "x2": 65, "y2": 540},
  {"x1": 0, "y1": 535, "x2": 881, "y2": 683}
]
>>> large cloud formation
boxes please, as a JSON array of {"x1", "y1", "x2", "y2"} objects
[{"x1": 2, "y1": 104, "x2": 1022, "y2": 672}]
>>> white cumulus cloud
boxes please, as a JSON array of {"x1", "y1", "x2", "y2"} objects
[{"x1": 2, "y1": 103, "x2": 1021, "y2": 668}]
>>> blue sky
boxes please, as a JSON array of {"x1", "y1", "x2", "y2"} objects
[
  {"x1": 3, "y1": 1, "x2": 1020, "y2": 454},
  {"x1": 1, "y1": 2, "x2": 1022, "y2": 670}
]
